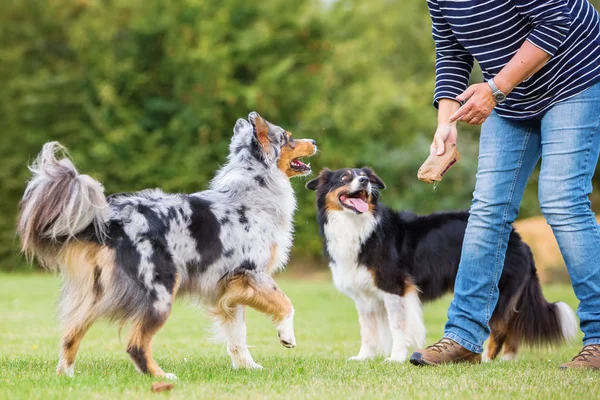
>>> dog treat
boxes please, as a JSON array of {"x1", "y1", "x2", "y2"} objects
[
  {"x1": 417, "y1": 143, "x2": 460, "y2": 184},
  {"x1": 151, "y1": 382, "x2": 174, "y2": 392}
]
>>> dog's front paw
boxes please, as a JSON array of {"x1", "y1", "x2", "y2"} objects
[
  {"x1": 347, "y1": 355, "x2": 375, "y2": 361},
  {"x1": 385, "y1": 351, "x2": 409, "y2": 363},
  {"x1": 276, "y1": 312, "x2": 296, "y2": 349},
  {"x1": 56, "y1": 363, "x2": 75, "y2": 378},
  {"x1": 279, "y1": 336, "x2": 296, "y2": 348},
  {"x1": 234, "y1": 360, "x2": 264, "y2": 370},
  {"x1": 164, "y1": 373, "x2": 178, "y2": 380},
  {"x1": 481, "y1": 351, "x2": 491, "y2": 363}
]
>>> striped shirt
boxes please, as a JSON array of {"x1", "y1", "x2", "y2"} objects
[{"x1": 428, "y1": 0, "x2": 600, "y2": 120}]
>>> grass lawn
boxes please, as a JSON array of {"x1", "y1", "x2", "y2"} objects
[{"x1": 0, "y1": 273, "x2": 598, "y2": 399}]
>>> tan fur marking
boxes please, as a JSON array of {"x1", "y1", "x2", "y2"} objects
[
  {"x1": 404, "y1": 282, "x2": 419, "y2": 296},
  {"x1": 57, "y1": 323, "x2": 92, "y2": 374},
  {"x1": 266, "y1": 244, "x2": 278, "y2": 274},
  {"x1": 485, "y1": 335, "x2": 503, "y2": 361},
  {"x1": 55, "y1": 242, "x2": 118, "y2": 374},
  {"x1": 325, "y1": 186, "x2": 347, "y2": 212},
  {"x1": 503, "y1": 333, "x2": 519, "y2": 355},
  {"x1": 487, "y1": 319, "x2": 508, "y2": 360},
  {"x1": 57, "y1": 243, "x2": 116, "y2": 327},
  {"x1": 172, "y1": 274, "x2": 181, "y2": 298},
  {"x1": 60, "y1": 242, "x2": 115, "y2": 278},
  {"x1": 277, "y1": 139, "x2": 317, "y2": 178},
  {"x1": 126, "y1": 277, "x2": 179, "y2": 377},
  {"x1": 367, "y1": 191, "x2": 376, "y2": 212},
  {"x1": 216, "y1": 273, "x2": 292, "y2": 324},
  {"x1": 127, "y1": 320, "x2": 169, "y2": 376},
  {"x1": 254, "y1": 115, "x2": 271, "y2": 154}
]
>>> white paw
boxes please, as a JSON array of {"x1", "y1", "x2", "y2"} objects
[
  {"x1": 234, "y1": 360, "x2": 264, "y2": 370},
  {"x1": 164, "y1": 373, "x2": 178, "y2": 380},
  {"x1": 276, "y1": 312, "x2": 296, "y2": 349},
  {"x1": 279, "y1": 335, "x2": 296, "y2": 348},
  {"x1": 501, "y1": 352, "x2": 517, "y2": 362},
  {"x1": 57, "y1": 364, "x2": 75, "y2": 378},
  {"x1": 347, "y1": 355, "x2": 375, "y2": 361},
  {"x1": 385, "y1": 350, "x2": 408, "y2": 363},
  {"x1": 481, "y1": 352, "x2": 491, "y2": 363},
  {"x1": 385, "y1": 355, "x2": 408, "y2": 364}
]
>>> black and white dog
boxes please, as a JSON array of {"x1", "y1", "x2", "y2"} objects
[
  {"x1": 306, "y1": 167, "x2": 577, "y2": 363},
  {"x1": 17, "y1": 112, "x2": 316, "y2": 379}
]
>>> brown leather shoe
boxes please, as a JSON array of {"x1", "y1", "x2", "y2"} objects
[
  {"x1": 410, "y1": 338, "x2": 481, "y2": 366},
  {"x1": 560, "y1": 344, "x2": 600, "y2": 370}
]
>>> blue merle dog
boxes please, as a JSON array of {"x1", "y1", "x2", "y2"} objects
[{"x1": 17, "y1": 112, "x2": 317, "y2": 379}]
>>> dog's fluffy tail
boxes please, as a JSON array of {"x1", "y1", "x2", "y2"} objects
[
  {"x1": 508, "y1": 268, "x2": 578, "y2": 347},
  {"x1": 17, "y1": 142, "x2": 108, "y2": 268}
]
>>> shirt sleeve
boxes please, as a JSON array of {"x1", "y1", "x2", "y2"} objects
[
  {"x1": 515, "y1": 0, "x2": 572, "y2": 56},
  {"x1": 427, "y1": 0, "x2": 475, "y2": 109}
]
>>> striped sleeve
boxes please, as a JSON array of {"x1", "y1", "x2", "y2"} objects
[
  {"x1": 427, "y1": 0, "x2": 474, "y2": 109},
  {"x1": 515, "y1": 0, "x2": 572, "y2": 56}
]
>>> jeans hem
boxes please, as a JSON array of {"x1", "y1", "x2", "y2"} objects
[
  {"x1": 444, "y1": 332, "x2": 483, "y2": 354},
  {"x1": 583, "y1": 338, "x2": 600, "y2": 346}
]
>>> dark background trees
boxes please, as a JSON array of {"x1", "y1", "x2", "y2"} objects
[{"x1": 1, "y1": 0, "x2": 598, "y2": 271}]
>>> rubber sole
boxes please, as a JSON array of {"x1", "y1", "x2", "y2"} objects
[{"x1": 409, "y1": 352, "x2": 435, "y2": 367}]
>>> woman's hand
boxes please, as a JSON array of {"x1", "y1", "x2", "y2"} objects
[
  {"x1": 431, "y1": 123, "x2": 458, "y2": 156},
  {"x1": 449, "y1": 83, "x2": 496, "y2": 125}
]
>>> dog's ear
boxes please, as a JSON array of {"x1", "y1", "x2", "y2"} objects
[
  {"x1": 305, "y1": 177, "x2": 320, "y2": 191},
  {"x1": 248, "y1": 112, "x2": 270, "y2": 151},
  {"x1": 233, "y1": 118, "x2": 252, "y2": 137},
  {"x1": 362, "y1": 167, "x2": 386, "y2": 190},
  {"x1": 306, "y1": 168, "x2": 332, "y2": 191}
]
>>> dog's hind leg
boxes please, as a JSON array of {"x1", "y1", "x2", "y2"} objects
[
  {"x1": 56, "y1": 249, "x2": 104, "y2": 377},
  {"x1": 500, "y1": 333, "x2": 519, "y2": 361},
  {"x1": 126, "y1": 276, "x2": 180, "y2": 380},
  {"x1": 57, "y1": 319, "x2": 94, "y2": 377},
  {"x1": 127, "y1": 307, "x2": 177, "y2": 380},
  {"x1": 483, "y1": 319, "x2": 507, "y2": 362},
  {"x1": 483, "y1": 332, "x2": 506, "y2": 362},
  {"x1": 213, "y1": 305, "x2": 263, "y2": 369}
]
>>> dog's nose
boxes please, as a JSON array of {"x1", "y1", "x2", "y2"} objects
[
  {"x1": 358, "y1": 176, "x2": 369, "y2": 185},
  {"x1": 308, "y1": 139, "x2": 316, "y2": 145}
]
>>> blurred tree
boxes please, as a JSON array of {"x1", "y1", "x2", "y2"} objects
[{"x1": 0, "y1": 0, "x2": 598, "y2": 271}]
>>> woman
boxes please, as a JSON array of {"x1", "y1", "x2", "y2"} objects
[{"x1": 410, "y1": 0, "x2": 600, "y2": 369}]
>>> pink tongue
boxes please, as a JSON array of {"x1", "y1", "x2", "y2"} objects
[{"x1": 348, "y1": 198, "x2": 369, "y2": 213}]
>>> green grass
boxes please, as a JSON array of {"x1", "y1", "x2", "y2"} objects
[{"x1": 0, "y1": 273, "x2": 598, "y2": 399}]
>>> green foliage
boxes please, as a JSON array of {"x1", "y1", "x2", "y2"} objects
[{"x1": 1, "y1": 0, "x2": 599, "y2": 271}]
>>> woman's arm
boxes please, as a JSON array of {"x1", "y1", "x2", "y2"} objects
[
  {"x1": 427, "y1": 0, "x2": 474, "y2": 155},
  {"x1": 432, "y1": 99, "x2": 460, "y2": 156},
  {"x1": 449, "y1": 0, "x2": 572, "y2": 125},
  {"x1": 427, "y1": 0, "x2": 474, "y2": 108},
  {"x1": 449, "y1": 41, "x2": 551, "y2": 125}
]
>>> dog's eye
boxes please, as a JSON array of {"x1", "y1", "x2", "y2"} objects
[{"x1": 341, "y1": 176, "x2": 349, "y2": 181}]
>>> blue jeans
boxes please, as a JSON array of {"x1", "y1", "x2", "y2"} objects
[{"x1": 444, "y1": 81, "x2": 600, "y2": 353}]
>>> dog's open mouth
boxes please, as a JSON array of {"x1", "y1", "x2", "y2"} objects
[
  {"x1": 290, "y1": 158, "x2": 311, "y2": 173},
  {"x1": 339, "y1": 190, "x2": 369, "y2": 213}
]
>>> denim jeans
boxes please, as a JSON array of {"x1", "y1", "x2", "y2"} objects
[{"x1": 444, "y1": 81, "x2": 600, "y2": 353}]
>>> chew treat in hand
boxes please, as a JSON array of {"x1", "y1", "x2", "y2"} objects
[{"x1": 417, "y1": 143, "x2": 460, "y2": 184}]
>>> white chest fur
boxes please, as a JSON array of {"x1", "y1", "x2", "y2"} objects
[{"x1": 324, "y1": 211, "x2": 379, "y2": 297}]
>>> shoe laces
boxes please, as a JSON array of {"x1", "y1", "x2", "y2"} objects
[
  {"x1": 427, "y1": 338, "x2": 456, "y2": 354},
  {"x1": 572, "y1": 344, "x2": 600, "y2": 362}
]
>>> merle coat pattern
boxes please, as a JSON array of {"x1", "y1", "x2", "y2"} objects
[{"x1": 17, "y1": 112, "x2": 317, "y2": 378}]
